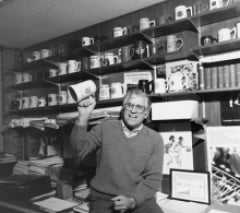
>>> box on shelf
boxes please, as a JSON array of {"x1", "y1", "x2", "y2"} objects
[{"x1": 151, "y1": 100, "x2": 199, "y2": 120}]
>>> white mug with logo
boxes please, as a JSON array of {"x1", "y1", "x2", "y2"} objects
[
  {"x1": 41, "y1": 49, "x2": 51, "y2": 58},
  {"x1": 22, "y1": 97, "x2": 30, "y2": 109},
  {"x1": 30, "y1": 96, "x2": 38, "y2": 108},
  {"x1": 82, "y1": 37, "x2": 94, "y2": 46},
  {"x1": 218, "y1": 27, "x2": 236, "y2": 42},
  {"x1": 48, "y1": 93, "x2": 58, "y2": 106},
  {"x1": 110, "y1": 82, "x2": 125, "y2": 99},
  {"x1": 15, "y1": 73, "x2": 23, "y2": 84},
  {"x1": 139, "y1": 17, "x2": 156, "y2": 30},
  {"x1": 49, "y1": 69, "x2": 58, "y2": 78},
  {"x1": 58, "y1": 91, "x2": 68, "y2": 105},
  {"x1": 33, "y1": 51, "x2": 41, "y2": 60},
  {"x1": 113, "y1": 27, "x2": 128, "y2": 38},
  {"x1": 38, "y1": 97, "x2": 47, "y2": 107},
  {"x1": 175, "y1": 5, "x2": 193, "y2": 20},
  {"x1": 22, "y1": 73, "x2": 32, "y2": 83},
  {"x1": 68, "y1": 60, "x2": 81, "y2": 73},
  {"x1": 68, "y1": 80, "x2": 96, "y2": 103},
  {"x1": 209, "y1": 0, "x2": 229, "y2": 10},
  {"x1": 167, "y1": 35, "x2": 184, "y2": 53},
  {"x1": 155, "y1": 78, "x2": 168, "y2": 94},
  {"x1": 99, "y1": 84, "x2": 110, "y2": 100},
  {"x1": 90, "y1": 55, "x2": 102, "y2": 69},
  {"x1": 59, "y1": 62, "x2": 68, "y2": 75}
]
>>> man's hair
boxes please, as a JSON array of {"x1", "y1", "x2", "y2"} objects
[{"x1": 122, "y1": 88, "x2": 151, "y2": 110}]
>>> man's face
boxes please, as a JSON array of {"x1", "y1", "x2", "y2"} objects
[{"x1": 122, "y1": 94, "x2": 149, "y2": 130}]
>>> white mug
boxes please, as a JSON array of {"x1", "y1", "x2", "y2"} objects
[
  {"x1": 41, "y1": 49, "x2": 51, "y2": 58},
  {"x1": 218, "y1": 27, "x2": 236, "y2": 42},
  {"x1": 99, "y1": 84, "x2": 110, "y2": 100},
  {"x1": 38, "y1": 97, "x2": 47, "y2": 107},
  {"x1": 110, "y1": 82, "x2": 125, "y2": 99},
  {"x1": 49, "y1": 68, "x2": 58, "y2": 78},
  {"x1": 154, "y1": 78, "x2": 168, "y2": 94},
  {"x1": 68, "y1": 80, "x2": 97, "y2": 102},
  {"x1": 90, "y1": 55, "x2": 102, "y2": 69},
  {"x1": 167, "y1": 35, "x2": 184, "y2": 53},
  {"x1": 30, "y1": 96, "x2": 38, "y2": 108},
  {"x1": 48, "y1": 93, "x2": 58, "y2": 106},
  {"x1": 139, "y1": 17, "x2": 156, "y2": 30},
  {"x1": 68, "y1": 60, "x2": 81, "y2": 73},
  {"x1": 59, "y1": 62, "x2": 68, "y2": 75},
  {"x1": 82, "y1": 37, "x2": 94, "y2": 46},
  {"x1": 175, "y1": 5, "x2": 193, "y2": 20},
  {"x1": 67, "y1": 90, "x2": 76, "y2": 104},
  {"x1": 58, "y1": 91, "x2": 68, "y2": 105},
  {"x1": 103, "y1": 52, "x2": 118, "y2": 66},
  {"x1": 209, "y1": 0, "x2": 229, "y2": 10},
  {"x1": 33, "y1": 51, "x2": 41, "y2": 60},
  {"x1": 113, "y1": 27, "x2": 128, "y2": 38},
  {"x1": 22, "y1": 73, "x2": 32, "y2": 83},
  {"x1": 15, "y1": 73, "x2": 22, "y2": 84},
  {"x1": 22, "y1": 97, "x2": 30, "y2": 109}
]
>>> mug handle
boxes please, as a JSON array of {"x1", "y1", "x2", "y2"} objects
[
  {"x1": 176, "y1": 38, "x2": 184, "y2": 51},
  {"x1": 186, "y1": 6, "x2": 193, "y2": 16},
  {"x1": 123, "y1": 27, "x2": 129, "y2": 35},
  {"x1": 230, "y1": 27, "x2": 237, "y2": 39},
  {"x1": 90, "y1": 38, "x2": 94, "y2": 45},
  {"x1": 149, "y1": 20, "x2": 156, "y2": 28}
]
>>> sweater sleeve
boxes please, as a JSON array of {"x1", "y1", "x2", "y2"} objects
[
  {"x1": 132, "y1": 133, "x2": 164, "y2": 206},
  {"x1": 70, "y1": 124, "x2": 102, "y2": 160}
]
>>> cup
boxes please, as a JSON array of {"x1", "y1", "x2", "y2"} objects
[
  {"x1": 138, "y1": 80, "x2": 153, "y2": 94},
  {"x1": 22, "y1": 73, "x2": 32, "y2": 83},
  {"x1": 29, "y1": 96, "x2": 38, "y2": 108},
  {"x1": 67, "y1": 90, "x2": 76, "y2": 104},
  {"x1": 201, "y1": 35, "x2": 218, "y2": 45},
  {"x1": 175, "y1": 5, "x2": 193, "y2": 20},
  {"x1": 90, "y1": 55, "x2": 102, "y2": 69},
  {"x1": 120, "y1": 45, "x2": 132, "y2": 63},
  {"x1": 48, "y1": 93, "x2": 58, "y2": 106},
  {"x1": 209, "y1": 0, "x2": 229, "y2": 10},
  {"x1": 59, "y1": 62, "x2": 68, "y2": 75},
  {"x1": 68, "y1": 80, "x2": 97, "y2": 103},
  {"x1": 68, "y1": 60, "x2": 81, "y2": 73},
  {"x1": 154, "y1": 78, "x2": 168, "y2": 94},
  {"x1": 218, "y1": 27, "x2": 236, "y2": 42},
  {"x1": 58, "y1": 91, "x2": 68, "y2": 105},
  {"x1": 102, "y1": 52, "x2": 118, "y2": 66},
  {"x1": 82, "y1": 37, "x2": 94, "y2": 46},
  {"x1": 166, "y1": 35, "x2": 184, "y2": 53},
  {"x1": 193, "y1": 0, "x2": 209, "y2": 15},
  {"x1": 22, "y1": 97, "x2": 30, "y2": 109},
  {"x1": 139, "y1": 17, "x2": 156, "y2": 30},
  {"x1": 99, "y1": 84, "x2": 110, "y2": 100},
  {"x1": 110, "y1": 82, "x2": 125, "y2": 99},
  {"x1": 49, "y1": 69, "x2": 58, "y2": 78},
  {"x1": 15, "y1": 73, "x2": 23, "y2": 84},
  {"x1": 113, "y1": 27, "x2": 128, "y2": 38},
  {"x1": 38, "y1": 97, "x2": 47, "y2": 107},
  {"x1": 33, "y1": 51, "x2": 41, "y2": 60},
  {"x1": 41, "y1": 49, "x2": 51, "y2": 58}
]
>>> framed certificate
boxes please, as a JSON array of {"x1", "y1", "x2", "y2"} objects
[{"x1": 170, "y1": 169, "x2": 210, "y2": 204}]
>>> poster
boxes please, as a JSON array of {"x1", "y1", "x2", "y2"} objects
[
  {"x1": 206, "y1": 126, "x2": 240, "y2": 206},
  {"x1": 160, "y1": 131, "x2": 194, "y2": 175}
]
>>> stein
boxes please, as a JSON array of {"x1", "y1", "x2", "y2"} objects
[
  {"x1": 138, "y1": 80, "x2": 153, "y2": 94},
  {"x1": 166, "y1": 35, "x2": 184, "y2": 53}
]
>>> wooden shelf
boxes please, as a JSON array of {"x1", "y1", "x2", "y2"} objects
[
  {"x1": 143, "y1": 18, "x2": 198, "y2": 38},
  {"x1": 8, "y1": 80, "x2": 52, "y2": 90}
]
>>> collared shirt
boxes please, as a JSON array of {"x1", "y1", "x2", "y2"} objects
[{"x1": 121, "y1": 120, "x2": 143, "y2": 138}]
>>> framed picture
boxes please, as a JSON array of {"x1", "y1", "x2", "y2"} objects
[
  {"x1": 160, "y1": 131, "x2": 194, "y2": 174},
  {"x1": 170, "y1": 169, "x2": 210, "y2": 204},
  {"x1": 206, "y1": 126, "x2": 240, "y2": 205}
]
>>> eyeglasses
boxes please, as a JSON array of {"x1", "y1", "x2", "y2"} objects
[{"x1": 123, "y1": 102, "x2": 146, "y2": 113}]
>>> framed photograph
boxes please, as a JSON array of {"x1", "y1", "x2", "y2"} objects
[
  {"x1": 170, "y1": 169, "x2": 210, "y2": 204},
  {"x1": 160, "y1": 131, "x2": 194, "y2": 174}
]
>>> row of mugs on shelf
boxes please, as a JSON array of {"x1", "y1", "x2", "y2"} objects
[
  {"x1": 11, "y1": 91, "x2": 76, "y2": 110},
  {"x1": 201, "y1": 23, "x2": 240, "y2": 46},
  {"x1": 15, "y1": 72, "x2": 32, "y2": 84},
  {"x1": 26, "y1": 49, "x2": 52, "y2": 63}
]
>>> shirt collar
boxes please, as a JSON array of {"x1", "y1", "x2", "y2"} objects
[{"x1": 121, "y1": 120, "x2": 143, "y2": 134}]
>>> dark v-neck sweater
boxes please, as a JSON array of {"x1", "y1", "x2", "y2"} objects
[{"x1": 70, "y1": 120, "x2": 164, "y2": 206}]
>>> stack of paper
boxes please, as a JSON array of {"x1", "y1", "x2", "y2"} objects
[{"x1": 73, "y1": 202, "x2": 89, "y2": 213}]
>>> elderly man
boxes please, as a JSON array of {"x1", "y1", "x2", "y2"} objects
[{"x1": 70, "y1": 88, "x2": 164, "y2": 213}]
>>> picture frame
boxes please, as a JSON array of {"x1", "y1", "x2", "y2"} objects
[{"x1": 170, "y1": 169, "x2": 211, "y2": 204}]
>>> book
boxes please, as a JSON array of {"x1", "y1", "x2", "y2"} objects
[
  {"x1": 34, "y1": 197, "x2": 78, "y2": 213},
  {"x1": 73, "y1": 202, "x2": 89, "y2": 213}
]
